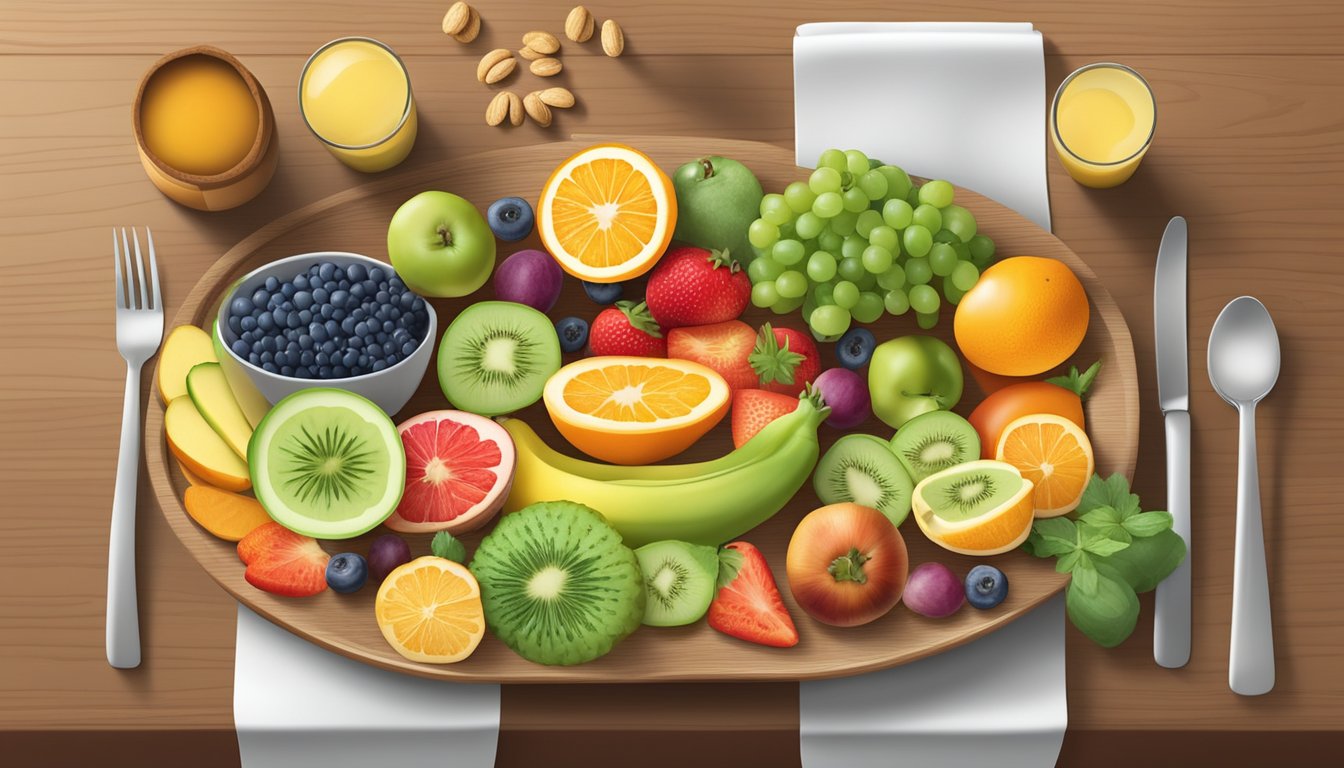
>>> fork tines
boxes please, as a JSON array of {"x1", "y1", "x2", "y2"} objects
[{"x1": 113, "y1": 227, "x2": 161, "y2": 311}]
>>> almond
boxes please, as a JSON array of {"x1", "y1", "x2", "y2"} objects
[
  {"x1": 518, "y1": 45, "x2": 545, "y2": 61},
  {"x1": 530, "y1": 57, "x2": 562, "y2": 77},
  {"x1": 442, "y1": 2, "x2": 472, "y2": 35},
  {"x1": 522, "y1": 30, "x2": 560, "y2": 55},
  {"x1": 485, "y1": 92, "x2": 511, "y2": 126},
  {"x1": 452, "y1": 6, "x2": 481, "y2": 43},
  {"x1": 484, "y1": 56, "x2": 517, "y2": 84},
  {"x1": 523, "y1": 91, "x2": 552, "y2": 127},
  {"x1": 565, "y1": 6, "x2": 595, "y2": 42},
  {"x1": 601, "y1": 20, "x2": 624, "y2": 57},
  {"x1": 476, "y1": 49, "x2": 512, "y2": 83},
  {"x1": 538, "y1": 87, "x2": 575, "y2": 109},
  {"x1": 506, "y1": 91, "x2": 524, "y2": 126}
]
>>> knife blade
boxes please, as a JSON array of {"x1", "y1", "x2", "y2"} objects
[{"x1": 1154, "y1": 216, "x2": 1191, "y2": 668}]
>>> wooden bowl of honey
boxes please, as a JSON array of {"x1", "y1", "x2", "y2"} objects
[{"x1": 133, "y1": 45, "x2": 278, "y2": 211}]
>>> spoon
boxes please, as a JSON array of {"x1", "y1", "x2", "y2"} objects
[{"x1": 1207, "y1": 296, "x2": 1279, "y2": 696}]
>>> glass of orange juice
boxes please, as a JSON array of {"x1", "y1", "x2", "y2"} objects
[
  {"x1": 299, "y1": 37, "x2": 417, "y2": 173},
  {"x1": 1050, "y1": 63, "x2": 1156, "y2": 188}
]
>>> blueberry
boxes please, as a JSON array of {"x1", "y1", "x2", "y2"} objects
[
  {"x1": 372, "y1": 359, "x2": 387, "y2": 372},
  {"x1": 325, "y1": 320, "x2": 340, "y2": 338},
  {"x1": 342, "y1": 349, "x2": 358, "y2": 368},
  {"x1": 331, "y1": 289, "x2": 349, "y2": 307},
  {"x1": 325, "y1": 550, "x2": 369, "y2": 593},
  {"x1": 241, "y1": 315, "x2": 257, "y2": 332},
  {"x1": 965, "y1": 565, "x2": 1009, "y2": 610},
  {"x1": 347, "y1": 263, "x2": 367, "y2": 283},
  {"x1": 350, "y1": 284, "x2": 365, "y2": 300},
  {"x1": 401, "y1": 341, "x2": 417, "y2": 356},
  {"x1": 412, "y1": 298, "x2": 425, "y2": 313},
  {"x1": 281, "y1": 282, "x2": 297, "y2": 298},
  {"x1": 231, "y1": 339, "x2": 249, "y2": 356},
  {"x1": 262, "y1": 362, "x2": 278, "y2": 373},
  {"x1": 358, "y1": 354, "x2": 370, "y2": 368},
  {"x1": 369, "y1": 266, "x2": 385, "y2": 284},
  {"x1": 555, "y1": 317, "x2": 589, "y2": 353},
  {"x1": 321, "y1": 340, "x2": 336, "y2": 354},
  {"x1": 298, "y1": 309, "x2": 313, "y2": 325},
  {"x1": 293, "y1": 291, "x2": 313, "y2": 310},
  {"x1": 313, "y1": 288, "x2": 329, "y2": 304},
  {"x1": 342, "y1": 317, "x2": 357, "y2": 335},
  {"x1": 287, "y1": 313, "x2": 303, "y2": 329},
  {"x1": 399, "y1": 291, "x2": 414, "y2": 309},
  {"x1": 230, "y1": 297, "x2": 253, "y2": 316},
  {"x1": 331, "y1": 308, "x2": 346, "y2": 322},
  {"x1": 318, "y1": 262, "x2": 335, "y2": 281},
  {"x1": 333, "y1": 266, "x2": 347, "y2": 282},
  {"x1": 309, "y1": 322, "x2": 327, "y2": 342},
  {"x1": 320, "y1": 304, "x2": 335, "y2": 320},
  {"x1": 582, "y1": 280, "x2": 624, "y2": 305},
  {"x1": 376, "y1": 290, "x2": 390, "y2": 305},
  {"x1": 382, "y1": 320, "x2": 395, "y2": 334},
  {"x1": 294, "y1": 274, "x2": 309, "y2": 290},
  {"x1": 227, "y1": 315, "x2": 243, "y2": 335},
  {"x1": 248, "y1": 352, "x2": 261, "y2": 365},
  {"x1": 332, "y1": 365, "x2": 349, "y2": 378},
  {"x1": 299, "y1": 335, "x2": 314, "y2": 350},
  {"x1": 251, "y1": 288, "x2": 270, "y2": 308},
  {"x1": 300, "y1": 350, "x2": 315, "y2": 367},
  {"x1": 280, "y1": 365, "x2": 295, "y2": 376},
  {"x1": 349, "y1": 336, "x2": 364, "y2": 350},
  {"x1": 836, "y1": 327, "x2": 876, "y2": 369},
  {"x1": 319, "y1": 365, "x2": 333, "y2": 378},
  {"x1": 487, "y1": 196, "x2": 536, "y2": 241}
]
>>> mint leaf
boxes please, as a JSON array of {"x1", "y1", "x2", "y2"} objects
[
  {"x1": 431, "y1": 531, "x2": 467, "y2": 563},
  {"x1": 1066, "y1": 570, "x2": 1140, "y2": 648},
  {"x1": 1046, "y1": 360, "x2": 1101, "y2": 400},
  {"x1": 1079, "y1": 521, "x2": 1131, "y2": 556},
  {"x1": 1122, "y1": 510, "x2": 1173, "y2": 538},
  {"x1": 1072, "y1": 562, "x2": 1099, "y2": 595},
  {"x1": 1078, "y1": 473, "x2": 1140, "y2": 519},
  {"x1": 1078, "y1": 505, "x2": 1132, "y2": 545},
  {"x1": 1030, "y1": 518, "x2": 1079, "y2": 557},
  {"x1": 1057, "y1": 549, "x2": 1092, "y2": 574},
  {"x1": 1099, "y1": 529, "x2": 1187, "y2": 593}
]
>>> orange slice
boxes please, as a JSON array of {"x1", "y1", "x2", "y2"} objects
[
  {"x1": 911, "y1": 460, "x2": 1036, "y2": 556},
  {"x1": 542, "y1": 356, "x2": 730, "y2": 464},
  {"x1": 538, "y1": 143, "x2": 676, "y2": 283},
  {"x1": 375, "y1": 556, "x2": 485, "y2": 664},
  {"x1": 995, "y1": 413, "x2": 1095, "y2": 517}
]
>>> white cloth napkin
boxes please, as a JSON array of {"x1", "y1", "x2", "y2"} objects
[{"x1": 795, "y1": 22, "x2": 1066, "y2": 768}]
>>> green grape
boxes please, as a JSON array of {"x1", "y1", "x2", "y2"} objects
[
  {"x1": 841, "y1": 235, "x2": 867, "y2": 261},
  {"x1": 942, "y1": 278, "x2": 966, "y2": 305},
  {"x1": 951, "y1": 241, "x2": 971, "y2": 261},
  {"x1": 842, "y1": 188, "x2": 870, "y2": 213},
  {"x1": 951, "y1": 260, "x2": 980, "y2": 291},
  {"x1": 784, "y1": 181, "x2": 817, "y2": 213},
  {"x1": 844, "y1": 150, "x2": 870, "y2": 177},
  {"x1": 918, "y1": 179, "x2": 955, "y2": 208},
  {"x1": 817, "y1": 148, "x2": 847, "y2": 173},
  {"x1": 795, "y1": 212, "x2": 825, "y2": 240},
  {"x1": 806, "y1": 250, "x2": 838, "y2": 282},
  {"x1": 858, "y1": 169, "x2": 889, "y2": 200},
  {"x1": 932, "y1": 228, "x2": 959, "y2": 244},
  {"x1": 855, "y1": 271, "x2": 877, "y2": 291},
  {"x1": 903, "y1": 224, "x2": 933, "y2": 258},
  {"x1": 941, "y1": 204, "x2": 977, "y2": 242},
  {"x1": 852, "y1": 291, "x2": 884, "y2": 323},
  {"x1": 811, "y1": 304, "x2": 852, "y2": 337},
  {"x1": 968, "y1": 234, "x2": 995, "y2": 263},
  {"x1": 905, "y1": 257, "x2": 933, "y2": 285},
  {"x1": 778, "y1": 221, "x2": 797, "y2": 242},
  {"x1": 861, "y1": 245, "x2": 894, "y2": 274},
  {"x1": 877, "y1": 165, "x2": 913, "y2": 201},
  {"x1": 817, "y1": 229, "x2": 844, "y2": 253},
  {"x1": 760, "y1": 194, "x2": 792, "y2": 226},
  {"x1": 881, "y1": 198, "x2": 914, "y2": 230},
  {"x1": 748, "y1": 218, "x2": 780, "y2": 250},
  {"x1": 809, "y1": 167, "x2": 842, "y2": 195},
  {"x1": 929, "y1": 243, "x2": 958, "y2": 276},
  {"x1": 832, "y1": 280, "x2": 860, "y2": 309},
  {"x1": 773, "y1": 294, "x2": 806, "y2": 314},
  {"x1": 912, "y1": 204, "x2": 942, "y2": 233},
  {"x1": 812, "y1": 281, "x2": 836, "y2": 306},
  {"x1": 751, "y1": 281, "x2": 779, "y2": 308},
  {"x1": 909, "y1": 284, "x2": 941, "y2": 314},
  {"x1": 771, "y1": 239, "x2": 805, "y2": 266},
  {"x1": 854, "y1": 209, "x2": 883, "y2": 238},
  {"x1": 748, "y1": 254, "x2": 784, "y2": 282},
  {"x1": 884, "y1": 289, "x2": 911, "y2": 316},
  {"x1": 830, "y1": 209, "x2": 859, "y2": 236},
  {"x1": 868, "y1": 226, "x2": 899, "y2": 256},
  {"x1": 876, "y1": 262, "x2": 907, "y2": 290},
  {"x1": 906, "y1": 184, "x2": 922, "y2": 208},
  {"x1": 775, "y1": 270, "x2": 808, "y2": 299},
  {"x1": 915, "y1": 311, "x2": 939, "y2": 330},
  {"x1": 812, "y1": 191, "x2": 844, "y2": 219},
  {"x1": 837, "y1": 256, "x2": 866, "y2": 282}
]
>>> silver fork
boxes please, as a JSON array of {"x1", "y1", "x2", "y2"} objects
[{"x1": 108, "y1": 227, "x2": 163, "y2": 669}]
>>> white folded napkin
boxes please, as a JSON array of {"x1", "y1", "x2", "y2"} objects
[{"x1": 795, "y1": 22, "x2": 1066, "y2": 768}]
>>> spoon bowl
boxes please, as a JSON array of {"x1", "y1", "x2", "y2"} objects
[{"x1": 1208, "y1": 296, "x2": 1280, "y2": 405}]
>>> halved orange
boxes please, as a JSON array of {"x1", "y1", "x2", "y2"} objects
[
  {"x1": 538, "y1": 143, "x2": 676, "y2": 283},
  {"x1": 543, "y1": 356, "x2": 729, "y2": 465},
  {"x1": 995, "y1": 413, "x2": 1095, "y2": 517},
  {"x1": 912, "y1": 460, "x2": 1036, "y2": 556},
  {"x1": 375, "y1": 556, "x2": 485, "y2": 664}
]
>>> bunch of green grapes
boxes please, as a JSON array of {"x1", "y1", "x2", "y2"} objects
[{"x1": 746, "y1": 148, "x2": 996, "y2": 339}]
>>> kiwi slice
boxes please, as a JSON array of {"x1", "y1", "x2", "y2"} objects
[
  {"x1": 437, "y1": 301, "x2": 561, "y2": 416},
  {"x1": 634, "y1": 540, "x2": 719, "y2": 627},
  {"x1": 813, "y1": 434, "x2": 915, "y2": 526},
  {"x1": 890, "y1": 410, "x2": 981, "y2": 483},
  {"x1": 249, "y1": 388, "x2": 406, "y2": 539},
  {"x1": 916, "y1": 461, "x2": 1024, "y2": 522},
  {"x1": 469, "y1": 500, "x2": 645, "y2": 666}
]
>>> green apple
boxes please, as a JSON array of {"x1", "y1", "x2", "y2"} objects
[
  {"x1": 387, "y1": 191, "x2": 496, "y2": 298},
  {"x1": 672, "y1": 156, "x2": 763, "y2": 262},
  {"x1": 868, "y1": 335, "x2": 964, "y2": 429}
]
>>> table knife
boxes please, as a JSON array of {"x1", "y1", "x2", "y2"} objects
[{"x1": 1154, "y1": 216, "x2": 1191, "y2": 668}]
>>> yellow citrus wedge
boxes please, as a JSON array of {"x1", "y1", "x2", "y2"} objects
[
  {"x1": 912, "y1": 460, "x2": 1036, "y2": 556},
  {"x1": 375, "y1": 556, "x2": 485, "y2": 664},
  {"x1": 542, "y1": 356, "x2": 730, "y2": 465},
  {"x1": 995, "y1": 413, "x2": 1095, "y2": 517},
  {"x1": 538, "y1": 143, "x2": 676, "y2": 283}
]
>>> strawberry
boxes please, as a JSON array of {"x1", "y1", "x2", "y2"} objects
[
  {"x1": 730, "y1": 389, "x2": 800, "y2": 448},
  {"x1": 645, "y1": 246, "x2": 751, "y2": 328},
  {"x1": 237, "y1": 522, "x2": 329, "y2": 597},
  {"x1": 749, "y1": 323, "x2": 821, "y2": 395},
  {"x1": 666, "y1": 320, "x2": 757, "y2": 389},
  {"x1": 589, "y1": 300, "x2": 667, "y2": 357},
  {"x1": 708, "y1": 541, "x2": 798, "y2": 648}
]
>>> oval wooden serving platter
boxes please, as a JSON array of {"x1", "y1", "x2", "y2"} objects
[{"x1": 146, "y1": 137, "x2": 1138, "y2": 683}]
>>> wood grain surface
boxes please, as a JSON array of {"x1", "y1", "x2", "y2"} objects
[{"x1": 2, "y1": 0, "x2": 1343, "y2": 762}]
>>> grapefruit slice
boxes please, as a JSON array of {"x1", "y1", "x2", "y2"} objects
[
  {"x1": 995, "y1": 413, "x2": 1095, "y2": 517},
  {"x1": 911, "y1": 460, "x2": 1036, "y2": 556},
  {"x1": 385, "y1": 410, "x2": 516, "y2": 534}
]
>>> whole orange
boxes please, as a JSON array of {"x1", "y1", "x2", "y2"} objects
[{"x1": 953, "y1": 256, "x2": 1089, "y2": 376}]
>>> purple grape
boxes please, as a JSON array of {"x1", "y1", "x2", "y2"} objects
[
  {"x1": 812, "y1": 367, "x2": 871, "y2": 429},
  {"x1": 903, "y1": 562, "x2": 965, "y2": 618},
  {"x1": 493, "y1": 249, "x2": 564, "y2": 312},
  {"x1": 367, "y1": 534, "x2": 412, "y2": 584}
]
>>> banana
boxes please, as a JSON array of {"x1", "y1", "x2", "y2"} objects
[{"x1": 500, "y1": 398, "x2": 828, "y2": 548}]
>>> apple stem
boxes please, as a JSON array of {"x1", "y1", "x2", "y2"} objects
[
  {"x1": 437, "y1": 224, "x2": 453, "y2": 247},
  {"x1": 828, "y1": 547, "x2": 870, "y2": 585},
  {"x1": 700, "y1": 158, "x2": 714, "y2": 179}
]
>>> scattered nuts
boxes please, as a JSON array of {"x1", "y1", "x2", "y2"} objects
[
  {"x1": 565, "y1": 6, "x2": 595, "y2": 42},
  {"x1": 442, "y1": 2, "x2": 472, "y2": 35},
  {"x1": 538, "y1": 87, "x2": 575, "y2": 109},
  {"x1": 506, "y1": 91, "x2": 524, "y2": 126},
  {"x1": 486, "y1": 92, "x2": 511, "y2": 126},
  {"x1": 601, "y1": 20, "x2": 624, "y2": 57},
  {"x1": 530, "y1": 57, "x2": 563, "y2": 77},
  {"x1": 484, "y1": 56, "x2": 517, "y2": 84},
  {"x1": 477, "y1": 49, "x2": 513, "y2": 83},
  {"x1": 452, "y1": 6, "x2": 481, "y2": 43},
  {"x1": 518, "y1": 45, "x2": 545, "y2": 61},
  {"x1": 522, "y1": 30, "x2": 560, "y2": 55},
  {"x1": 523, "y1": 91, "x2": 552, "y2": 127}
]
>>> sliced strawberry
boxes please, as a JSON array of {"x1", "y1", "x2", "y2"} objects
[
  {"x1": 237, "y1": 522, "x2": 329, "y2": 597},
  {"x1": 730, "y1": 389, "x2": 800, "y2": 448},
  {"x1": 749, "y1": 323, "x2": 821, "y2": 396},
  {"x1": 666, "y1": 320, "x2": 758, "y2": 390},
  {"x1": 589, "y1": 300, "x2": 667, "y2": 357},
  {"x1": 645, "y1": 246, "x2": 751, "y2": 328},
  {"x1": 708, "y1": 541, "x2": 798, "y2": 648}
]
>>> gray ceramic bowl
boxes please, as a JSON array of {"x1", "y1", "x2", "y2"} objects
[{"x1": 215, "y1": 251, "x2": 436, "y2": 416}]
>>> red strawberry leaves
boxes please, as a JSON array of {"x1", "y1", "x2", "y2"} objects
[
  {"x1": 749, "y1": 323, "x2": 820, "y2": 395},
  {"x1": 589, "y1": 300, "x2": 667, "y2": 357}
]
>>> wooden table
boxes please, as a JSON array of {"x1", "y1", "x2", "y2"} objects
[{"x1": 2, "y1": 1, "x2": 1341, "y2": 764}]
